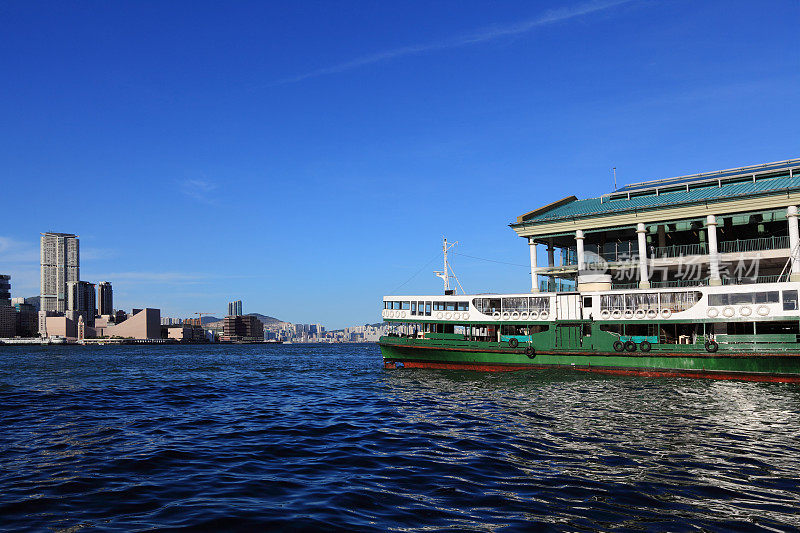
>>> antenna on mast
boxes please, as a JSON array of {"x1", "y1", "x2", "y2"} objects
[
  {"x1": 613, "y1": 167, "x2": 617, "y2": 191},
  {"x1": 434, "y1": 237, "x2": 459, "y2": 295}
]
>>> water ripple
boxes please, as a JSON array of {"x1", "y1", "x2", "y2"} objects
[{"x1": 1, "y1": 344, "x2": 800, "y2": 531}]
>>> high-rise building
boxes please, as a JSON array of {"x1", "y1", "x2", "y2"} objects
[
  {"x1": 97, "y1": 281, "x2": 113, "y2": 316},
  {"x1": 222, "y1": 315, "x2": 263, "y2": 341},
  {"x1": 227, "y1": 300, "x2": 243, "y2": 317},
  {"x1": 40, "y1": 232, "x2": 79, "y2": 312},
  {"x1": 67, "y1": 281, "x2": 96, "y2": 326},
  {"x1": 0, "y1": 275, "x2": 10, "y2": 307}
]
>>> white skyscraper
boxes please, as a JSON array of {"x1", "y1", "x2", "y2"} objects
[{"x1": 40, "y1": 232, "x2": 79, "y2": 313}]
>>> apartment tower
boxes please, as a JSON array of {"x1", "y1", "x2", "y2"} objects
[
  {"x1": 228, "y1": 300, "x2": 243, "y2": 317},
  {"x1": 40, "y1": 232, "x2": 79, "y2": 312},
  {"x1": 97, "y1": 281, "x2": 113, "y2": 316}
]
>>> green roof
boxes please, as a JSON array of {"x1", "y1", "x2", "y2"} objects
[{"x1": 515, "y1": 161, "x2": 800, "y2": 226}]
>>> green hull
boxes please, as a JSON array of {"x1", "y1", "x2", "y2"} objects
[{"x1": 379, "y1": 323, "x2": 800, "y2": 382}]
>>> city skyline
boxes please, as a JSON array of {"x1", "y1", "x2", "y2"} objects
[{"x1": 1, "y1": 1, "x2": 798, "y2": 329}]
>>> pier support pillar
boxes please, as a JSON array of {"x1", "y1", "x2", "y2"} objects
[
  {"x1": 637, "y1": 223, "x2": 650, "y2": 289},
  {"x1": 575, "y1": 230, "x2": 585, "y2": 272},
  {"x1": 707, "y1": 215, "x2": 722, "y2": 286},
  {"x1": 547, "y1": 240, "x2": 555, "y2": 267},
  {"x1": 529, "y1": 237, "x2": 539, "y2": 292},
  {"x1": 788, "y1": 206, "x2": 800, "y2": 281}
]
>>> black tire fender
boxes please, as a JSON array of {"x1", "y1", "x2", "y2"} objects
[
  {"x1": 613, "y1": 340, "x2": 624, "y2": 352},
  {"x1": 705, "y1": 340, "x2": 719, "y2": 353},
  {"x1": 624, "y1": 341, "x2": 637, "y2": 352},
  {"x1": 508, "y1": 338, "x2": 519, "y2": 348},
  {"x1": 639, "y1": 340, "x2": 652, "y2": 352},
  {"x1": 525, "y1": 346, "x2": 535, "y2": 358}
]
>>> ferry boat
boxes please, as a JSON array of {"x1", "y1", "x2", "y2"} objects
[{"x1": 379, "y1": 159, "x2": 800, "y2": 382}]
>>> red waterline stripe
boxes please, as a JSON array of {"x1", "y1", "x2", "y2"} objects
[
  {"x1": 384, "y1": 360, "x2": 800, "y2": 382},
  {"x1": 384, "y1": 361, "x2": 539, "y2": 372},
  {"x1": 578, "y1": 367, "x2": 800, "y2": 383}
]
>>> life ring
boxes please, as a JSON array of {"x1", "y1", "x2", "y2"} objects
[
  {"x1": 520, "y1": 311, "x2": 529, "y2": 320},
  {"x1": 635, "y1": 309, "x2": 646, "y2": 319},
  {"x1": 705, "y1": 340, "x2": 719, "y2": 353},
  {"x1": 462, "y1": 312, "x2": 470, "y2": 320},
  {"x1": 525, "y1": 347, "x2": 535, "y2": 358},
  {"x1": 611, "y1": 310, "x2": 622, "y2": 319},
  {"x1": 508, "y1": 338, "x2": 519, "y2": 348},
  {"x1": 646, "y1": 309, "x2": 658, "y2": 319},
  {"x1": 444, "y1": 312, "x2": 452, "y2": 320},
  {"x1": 492, "y1": 312, "x2": 501, "y2": 321},
  {"x1": 401, "y1": 311, "x2": 407, "y2": 318},
  {"x1": 757, "y1": 305, "x2": 770, "y2": 316},
  {"x1": 539, "y1": 311, "x2": 549, "y2": 320},
  {"x1": 436, "y1": 312, "x2": 443, "y2": 319},
  {"x1": 661, "y1": 309, "x2": 672, "y2": 319},
  {"x1": 502, "y1": 312, "x2": 510, "y2": 320},
  {"x1": 739, "y1": 306, "x2": 752, "y2": 317},
  {"x1": 600, "y1": 310, "x2": 611, "y2": 320},
  {"x1": 722, "y1": 306, "x2": 735, "y2": 318},
  {"x1": 623, "y1": 309, "x2": 634, "y2": 319},
  {"x1": 529, "y1": 311, "x2": 539, "y2": 320},
  {"x1": 390, "y1": 311, "x2": 396, "y2": 318},
  {"x1": 511, "y1": 311, "x2": 520, "y2": 320},
  {"x1": 707, "y1": 308, "x2": 719, "y2": 318}
]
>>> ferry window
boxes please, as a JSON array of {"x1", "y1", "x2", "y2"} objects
[
  {"x1": 384, "y1": 301, "x2": 389, "y2": 309},
  {"x1": 755, "y1": 292, "x2": 780, "y2": 304},
  {"x1": 401, "y1": 301, "x2": 410, "y2": 310},
  {"x1": 783, "y1": 290, "x2": 798, "y2": 311},
  {"x1": 390, "y1": 301, "x2": 398, "y2": 310},
  {"x1": 411, "y1": 302, "x2": 417, "y2": 315},
  {"x1": 600, "y1": 324, "x2": 622, "y2": 335},
  {"x1": 708, "y1": 294, "x2": 728, "y2": 306},
  {"x1": 625, "y1": 324, "x2": 649, "y2": 337},
  {"x1": 726, "y1": 322, "x2": 754, "y2": 335},
  {"x1": 756, "y1": 320, "x2": 800, "y2": 335},
  {"x1": 502, "y1": 297, "x2": 527, "y2": 312},
  {"x1": 425, "y1": 302, "x2": 432, "y2": 316},
  {"x1": 433, "y1": 302, "x2": 445, "y2": 311},
  {"x1": 583, "y1": 297, "x2": 593, "y2": 308},
  {"x1": 582, "y1": 324, "x2": 591, "y2": 337},
  {"x1": 457, "y1": 302, "x2": 469, "y2": 311},
  {"x1": 446, "y1": 302, "x2": 456, "y2": 311},
  {"x1": 730, "y1": 293, "x2": 753, "y2": 305},
  {"x1": 529, "y1": 297, "x2": 549, "y2": 311}
]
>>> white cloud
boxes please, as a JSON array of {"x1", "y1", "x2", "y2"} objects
[
  {"x1": 267, "y1": 0, "x2": 633, "y2": 86},
  {"x1": 180, "y1": 178, "x2": 218, "y2": 204}
]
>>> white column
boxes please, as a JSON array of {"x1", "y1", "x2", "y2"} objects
[
  {"x1": 529, "y1": 237, "x2": 539, "y2": 293},
  {"x1": 788, "y1": 206, "x2": 800, "y2": 281},
  {"x1": 707, "y1": 214, "x2": 721, "y2": 286},
  {"x1": 575, "y1": 230, "x2": 585, "y2": 272},
  {"x1": 637, "y1": 223, "x2": 650, "y2": 289}
]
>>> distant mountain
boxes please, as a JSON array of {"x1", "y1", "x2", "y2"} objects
[
  {"x1": 246, "y1": 313, "x2": 282, "y2": 326},
  {"x1": 200, "y1": 316, "x2": 222, "y2": 325}
]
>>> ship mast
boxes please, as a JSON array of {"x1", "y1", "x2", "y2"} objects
[{"x1": 434, "y1": 238, "x2": 459, "y2": 294}]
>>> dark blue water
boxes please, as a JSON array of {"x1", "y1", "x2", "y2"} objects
[{"x1": 2, "y1": 344, "x2": 800, "y2": 531}]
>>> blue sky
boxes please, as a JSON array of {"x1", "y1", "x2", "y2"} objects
[{"x1": 1, "y1": 0, "x2": 798, "y2": 328}]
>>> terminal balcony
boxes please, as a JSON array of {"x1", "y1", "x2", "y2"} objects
[{"x1": 545, "y1": 235, "x2": 790, "y2": 275}]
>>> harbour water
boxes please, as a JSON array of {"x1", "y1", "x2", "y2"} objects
[{"x1": 2, "y1": 344, "x2": 800, "y2": 531}]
